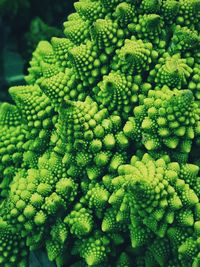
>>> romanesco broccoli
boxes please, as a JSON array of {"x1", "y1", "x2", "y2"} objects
[{"x1": 0, "y1": 0, "x2": 200, "y2": 266}]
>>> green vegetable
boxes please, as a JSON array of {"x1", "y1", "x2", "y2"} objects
[{"x1": 0, "y1": 0, "x2": 200, "y2": 266}]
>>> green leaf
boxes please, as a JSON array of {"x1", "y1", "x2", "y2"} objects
[{"x1": 29, "y1": 250, "x2": 56, "y2": 267}]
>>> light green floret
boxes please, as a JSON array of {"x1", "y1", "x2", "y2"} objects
[
  {"x1": 57, "y1": 97, "x2": 128, "y2": 179},
  {"x1": 51, "y1": 37, "x2": 74, "y2": 69},
  {"x1": 0, "y1": 220, "x2": 28, "y2": 267},
  {"x1": 23, "y1": 151, "x2": 39, "y2": 169},
  {"x1": 108, "y1": 186, "x2": 130, "y2": 224},
  {"x1": 56, "y1": 178, "x2": 78, "y2": 202},
  {"x1": 145, "y1": 238, "x2": 171, "y2": 266},
  {"x1": 124, "y1": 86, "x2": 200, "y2": 161},
  {"x1": 181, "y1": 163, "x2": 200, "y2": 188},
  {"x1": 170, "y1": 25, "x2": 200, "y2": 53},
  {"x1": 46, "y1": 238, "x2": 64, "y2": 263},
  {"x1": 90, "y1": 19, "x2": 125, "y2": 50},
  {"x1": 128, "y1": 14, "x2": 165, "y2": 44},
  {"x1": 178, "y1": 237, "x2": 200, "y2": 263},
  {"x1": 63, "y1": 15, "x2": 90, "y2": 45},
  {"x1": 84, "y1": 183, "x2": 110, "y2": 212},
  {"x1": 95, "y1": 71, "x2": 140, "y2": 117},
  {"x1": 25, "y1": 41, "x2": 57, "y2": 84},
  {"x1": 161, "y1": 0, "x2": 180, "y2": 24},
  {"x1": 148, "y1": 53, "x2": 193, "y2": 89},
  {"x1": 100, "y1": 0, "x2": 125, "y2": 10},
  {"x1": 40, "y1": 61, "x2": 60, "y2": 79},
  {"x1": 74, "y1": 1, "x2": 106, "y2": 22},
  {"x1": 4, "y1": 152, "x2": 76, "y2": 247},
  {"x1": 45, "y1": 219, "x2": 68, "y2": 262},
  {"x1": 38, "y1": 151, "x2": 68, "y2": 181},
  {"x1": 110, "y1": 153, "x2": 200, "y2": 265},
  {"x1": 176, "y1": 0, "x2": 200, "y2": 27},
  {"x1": 0, "y1": 103, "x2": 22, "y2": 127},
  {"x1": 140, "y1": 0, "x2": 161, "y2": 14},
  {"x1": 113, "y1": 2, "x2": 137, "y2": 26},
  {"x1": 65, "y1": 207, "x2": 93, "y2": 237},
  {"x1": 0, "y1": 104, "x2": 27, "y2": 196},
  {"x1": 0, "y1": 104, "x2": 25, "y2": 165},
  {"x1": 113, "y1": 38, "x2": 158, "y2": 74},
  {"x1": 115, "y1": 252, "x2": 131, "y2": 267},
  {"x1": 43, "y1": 192, "x2": 65, "y2": 215},
  {"x1": 188, "y1": 63, "x2": 200, "y2": 100},
  {"x1": 58, "y1": 96, "x2": 105, "y2": 151},
  {"x1": 73, "y1": 232, "x2": 110, "y2": 266},
  {"x1": 40, "y1": 71, "x2": 71, "y2": 108},
  {"x1": 67, "y1": 12, "x2": 81, "y2": 21},
  {"x1": 9, "y1": 85, "x2": 56, "y2": 153},
  {"x1": 40, "y1": 69, "x2": 86, "y2": 110},
  {"x1": 9, "y1": 85, "x2": 55, "y2": 130},
  {"x1": 101, "y1": 208, "x2": 124, "y2": 232},
  {"x1": 68, "y1": 41, "x2": 109, "y2": 86}
]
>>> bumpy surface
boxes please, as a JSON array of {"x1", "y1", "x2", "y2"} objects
[{"x1": 1, "y1": 0, "x2": 200, "y2": 266}]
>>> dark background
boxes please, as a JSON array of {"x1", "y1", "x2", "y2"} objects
[{"x1": 0, "y1": 0, "x2": 76, "y2": 102}]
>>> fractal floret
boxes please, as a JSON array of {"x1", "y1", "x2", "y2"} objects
[{"x1": 1, "y1": 0, "x2": 200, "y2": 266}]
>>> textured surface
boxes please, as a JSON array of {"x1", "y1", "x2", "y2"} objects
[{"x1": 0, "y1": 0, "x2": 200, "y2": 266}]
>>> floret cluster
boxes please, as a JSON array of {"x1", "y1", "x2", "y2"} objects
[{"x1": 0, "y1": 0, "x2": 200, "y2": 266}]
